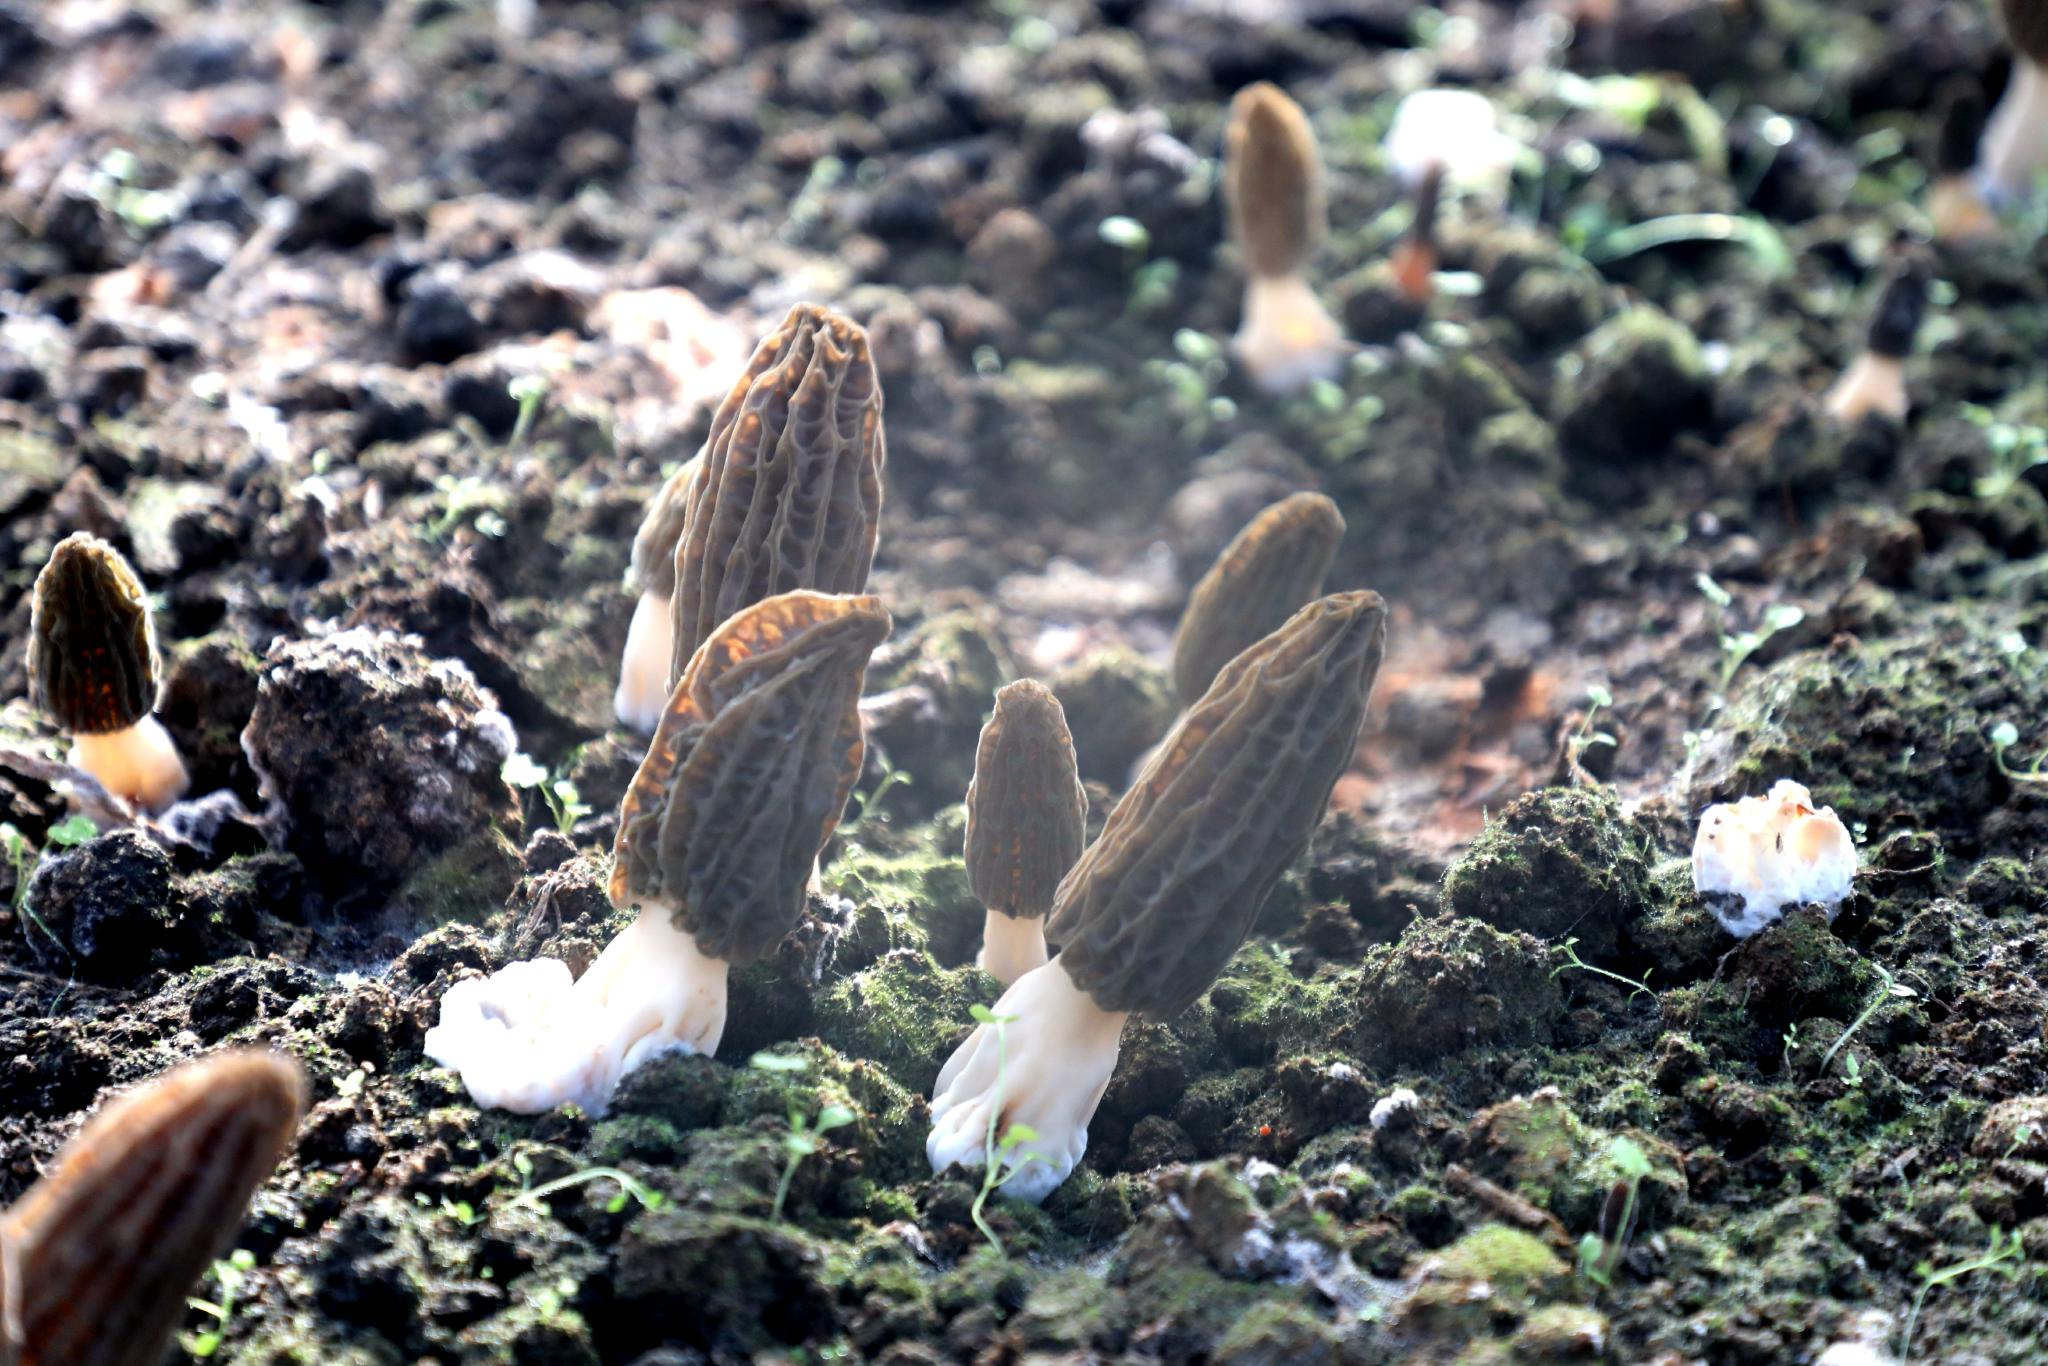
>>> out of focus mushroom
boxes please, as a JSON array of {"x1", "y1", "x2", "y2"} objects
[
  {"x1": 430, "y1": 590, "x2": 891, "y2": 1116},
  {"x1": 1224, "y1": 83, "x2": 1350, "y2": 395},
  {"x1": 1823, "y1": 256, "x2": 1928, "y2": 426},
  {"x1": 929, "y1": 591, "x2": 1387, "y2": 1202},
  {"x1": 0, "y1": 1049, "x2": 303, "y2": 1366},
  {"x1": 1978, "y1": 0, "x2": 2048, "y2": 207},
  {"x1": 27, "y1": 533, "x2": 189, "y2": 814},
  {"x1": 1389, "y1": 161, "x2": 1445, "y2": 307},
  {"x1": 964, "y1": 681, "x2": 1087, "y2": 986},
  {"x1": 614, "y1": 456, "x2": 696, "y2": 733},
  {"x1": 1171, "y1": 491, "x2": 1346, "y2": 707},
  {"x1": 1929, "y1": 82, "x2": 1999, "y2": 244}
]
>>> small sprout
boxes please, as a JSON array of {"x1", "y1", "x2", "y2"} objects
[
  {"x1": 1550, "y1": 936, "x2": 1655, "y2": 1004},
  {"x1": 180, "y1": 1248, "x2": 257, "y2": 1358},
  {"x1": 1696, "y1": 575, "x2": 1802, "y2": 695},
  {"x1": 1823, "y1": 255, "x2": 1929, "y2": 426},
  {"x1": 508, "y1": 374, "x2": 548, "y2": 449},
  {"x1": 1223, "y1": 83, "x2": 1350, "y2": 394},
  {"x1": 964, "y1": 681, "x2": 1086, "y2": 986},
  {"x1": 1990, "y1": 720, "x2": 2048, "y2": 783},
  {"x1": 1577, "y1": 1137, "x2": 1653, "y2": 1288},
  {"x1": 28, "y1": 532, "x2": 190, "y2": 814},
  {"x1": 1928, "y1": 80, "x2": 1999, "y2": 244},
  {"x1": 1974, "y1": 0, "x2": 2048, "y2": 207},
  {"x1": 1899, "y1": 1227, "x2": 2027, "y2": 1363},
  {"x1": 504, "y1": 752, "x2": 593, "y2": 836},
  {"x1": 1097, "y1": 215, "x2": 1150, "y2": 254},
  {"x1": 964, "y1": 1009, "x2": 1046, "y2": 1255},
  {"x1": 1815, "y1": 963, "x2": 1917, "y2": 1081},
  {"x1": 2, "y1": 1050, "x2": 302, "y2": 1366},
  {"x1": 511, "y1": 1165, "x2": 667, "y2": 1216},
  {"x1": 1692, "y1": 779, "x2": 1857, "y2": 939},
  {"x1": 1171, "y1": 492, "x2": 1346, "y2": 706}
]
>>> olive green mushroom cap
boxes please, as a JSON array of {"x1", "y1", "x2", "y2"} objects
[
  {"x1": 612, "y1": 590, "x2": 892, "y2": 964},
  {"x1": 27, "y1": 533, "x2": 159, "y2": 736},
  {"x1": 964, "y1": 680, "x2": 1088, "y2": 921},
  {"x1": 1172, "y1": 491, "x2": 1345, "y2": 707},
  {"x1": 669, "y1": 303, "x2": 886, "y2": 683},
  {"x1": 1052, "y1": 590, "x2": 1388, "y2": 1019}
]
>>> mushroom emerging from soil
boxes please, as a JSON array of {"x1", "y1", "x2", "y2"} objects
[
  {"x1": 430, "y1": 590, "x2": 891, "y2": 1115},
  {"x1": 929, "y1": 591, "x2": 1387, "y2": 1202},
  {"x1": 0, "y1": 1050, "x2": 303, "y2": 1366},
  {"x1": 614, "y1": 303, "x2": 886, "y2": 734},
  {"x1": 1977, "y1": 0, "x2": 2048, "y2": 207},
  {"x1": 1224, "y1": 83, "x2": 1350, "y2": 395},
  {"x1": 1389, "y1": 161, "x2": 1446, "y2": 306},
  {"x1": 1172, "y1": 491, "x2": 1346, "y2": 707},
  {"x1": 1691, "y1": 779, "x2": 1856, "y2": 938},
  {"x1": 1929, "y1": 82, "x2": 1999, "y2": 244},
  {"x1": 964, "y1": 680, "x2": 1087, "y2": 986},
  {"x1": 1823, "y1": 256, "x2": 1929, "y2": 426},
  {"x1": 27, "y1": 532, "x2": 190, "y2": 813}
]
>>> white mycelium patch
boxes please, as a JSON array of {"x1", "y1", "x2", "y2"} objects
[{"x1": 1691, "y1": 779, "x2": 1856, "y2": 938}]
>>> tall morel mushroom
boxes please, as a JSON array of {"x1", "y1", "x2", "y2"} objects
[
  {"x1": 1224, "y1": 83, "x2": 1349, "y2": 395},
  {"x1": 614, "y1": 303, "x2": 885, "y2": 733},
  {"x1": 0, "y1": 1049, "x2": 303, "y2": 1366},
  {"x1": 1824, "y1": 255, "x2": 1929, "y2": 426},
  {"x1": 964, "y1": 680, "x2": 1087, "y2": 986},
  {"x1": 1978, "y1": 0, "x2": 2048, "y2": 206},
  {"x1": 430, "y1": 590, "x2": 891, "y2": 1115},
  {"x1": 929, "y1": 591, "x2": 1388, "y2": 1202},
  {"x1": 1171, "y1": 491, "x2": 1346, "y2": 707},
  {"x1": 1929, "y1": 81, "x2": 1998, "y2": 244},
  {"x1": 27, "y1": 532, "x2": 190, "y2": 813}
]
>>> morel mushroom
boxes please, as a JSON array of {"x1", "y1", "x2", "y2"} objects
[
  {"x1": 1224, "y1": 83, "x2": 1350, "y2": 395},
  {"x1": 1389, "y1": 161, "x2": 1445, "y2": 306},
  {"x1": 1978, "y1": 0, "x2": 2048, "y2": 206},
  {"x1": 1823, "y1": 256, "x2": 1928, "y2": 426},
  {"x1": 0, "y1": 1050, "x2": 303, "y2": 1366},
  {"x1": 1929, "y1": 82, "x2": 1998, "y2": 244},
  {"x1": 430, "y1": 590, "x2": 891, "y2": 1115},
  {"x1": 964, "y1": 680, "x2": 1087, "y2": 986},
  {"x1": 929, "y1": 591, "x2": 1387, "y2": 1202},
  {"x1": 1172, "y1": 491, "x2": 1346, "y2": 707},
  {"x1": 614, "y1": 455, "x2": 697, "y2": 732},
  {"x1": 27, "y1": 532, "x2": 189, "y2": 813}
]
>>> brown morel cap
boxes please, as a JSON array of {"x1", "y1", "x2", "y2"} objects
[
  {"x1": 612, "y1": 590, "x2": 891, "y2": 963},
  {"x1": 1933, "y1": 80, "x2": 1987, "y2": 178},
  {"x1": 1865, "y1": 255, "x2": 1930, "y2": 361},
  {"x1": 1050, "y1": 590, "x2": 1387, "y2": 1020},
  {"x1": 964, "y1": 680, "x2": 1088, "y2": 922},
  {"x1": 2, "y1": 1050, "x2": 303, "y2": 1366},
  {"x1": 669, "y1": 304, "x2": 886, "y2": 683},
  {"x1": 1171, "y1": 492, "x2": 1346, "y2": 707},
  {"x1": 27, "y1": 533, "x2": 159, "y2": 736},
  {"x1": 2003, "y1": 0, "x2": 2048, "y2": 64},
  {"x1": 1225, "y1": 82, "x2": 1327, "y2": 280}
]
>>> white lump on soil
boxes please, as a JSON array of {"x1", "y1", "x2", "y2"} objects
[{"x1": 1691, "y1": 779, "x2": 1856, "y2": 938}]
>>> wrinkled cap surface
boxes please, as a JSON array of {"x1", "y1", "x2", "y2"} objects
[
  {"x1": 1225, "y1": 82, "x2": 1327, "y2": 280},
  {"x1": 613, "y1": 590, "x2": 891, "y2": 963},
  {"x1": 1052, "y1": 590, "x2": 1388, "y2": 1019},
  {"x1": 28, "y1": 533, "x2": 159, "y2": 735},
  {"x1": 964, "y1": 679, "x2": 1088, "y2": 921},
  {"x1": 1172, "y1": 491, "x2": 1345, "y2": 706}
]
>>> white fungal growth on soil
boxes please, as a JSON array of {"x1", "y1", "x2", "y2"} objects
[
  {"x1": 613, "y1": 589, "x2": 675, "y2": 734},
  {"x1": 927, "y1": 958, "x2": 1129, "y2": 1205},
  {"x1": 424, "y1": 903, "x2": 727, "y2": 1115},
  {"x1": 1691, "y1": 779, "x2": 1857, "y2": 938},
  {"x1": 1383, "y1": 88, "x2": 1522, "y2": 196},
  {"x1": 70, "y1": 718, "x2": 190, "y2": 814}
]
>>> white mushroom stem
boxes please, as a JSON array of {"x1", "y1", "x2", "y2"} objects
[
  {"x1": 927, "y1": 958, "x2": 1128, "y2": 1205},
  {"x1": 614, "y1": 590, "x2": 675, "y2": 734},
  {"x1": 424, "y1": 902, "x2": 728, "y2": 1115},
  {"x1": 1823, "y1": 352, "x2": 1908, "y2": 425},
  {"x1": 68, "y1": 718, "x2": 189, "y2": 815},
  {"x1": 1233, "y1": 273, "x2": 1348, "y2": 397},
  {"x1": 977, "y1": 910, "x2": 1048, "y2": 987},
  {"x1": 1977, "y1": 58, "x2": 2048, "y2": 206},
  {"x1": 1930, "y1": 175, "x2": 2001, "y2": 244}
]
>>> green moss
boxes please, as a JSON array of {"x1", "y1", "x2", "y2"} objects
[
  {"x1": 1441, "y1": 785, "x2": 1654, "y2": 963},
  {"x1": 1470, "y1": 409, "x2": 1562, "y2": 476},
  {"x1": 1398, "y1": 1225, "x2": 1572, "y2": 1337},
  {"x1": 813, "y1": 948, "x2": 998, "y2": 1093},
  {"x1": 1206, "y1": 944, "x2": 1354, "y2": 1064},
  {"x1": 1212, "y1": 1300, "x2": 1347, "y2": 1365},
  {"x1": 826, "y1": 836, "x2": 980, "y2": 967},
  {"x1": 1466, "y1": 1090, "x2": 1586, "y2": 1211},
  {"x1": 1556, "y1": 306, "x2": 1710, "y2": 462},
  {"x1": 391, "y1": 827, "x2": 523, "y2": 928},
  {"x1": 1354, "y1": 913, "x2": 1562, "y2": 1066},
  {"x1": 1049, "y1": 646, "x2": 1176, "y2": 785}
]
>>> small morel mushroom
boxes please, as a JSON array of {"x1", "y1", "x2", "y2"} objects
[
  {"x1": 1692, "y1": 779, "x2": 1856, "y2": 938},
  {"x1": 429, "y1": 590, "x2": 891, "y2": 1115},
  {"x1": 1389, "y1": 161, "x2": 1445, "y2": 306},
  {"x1": 929, "y1": 591, "x2": 1387, "y2": 1202},
  {"x1": 27, "y1": 532, "x2": 189, "y2": 813},
  {"x1": 0, "y1": 1050, "x2": 303, "y2": 1366},
  {"x1": 1823, "y1": 256, "x2": 1929, "y2": 426},
  {"x1": 614, "y1": 455, "x2": 697, "y2": 732},
  {"x1": 1171, "y1": 491, "x2": 1346, "y2": 707},
  {"x1": 964, "y1": 680, "x2": 1087, "y2": 986},
  {"x1": 1929, "y1": 82, "x2": 1999, "y2": 244},
  {"x1": 1224, "y1": 83, "x2": 1349, "y2": 395},
  {"x1": 1977, "y1": 0, "x2": 2048, "y2": 206}
]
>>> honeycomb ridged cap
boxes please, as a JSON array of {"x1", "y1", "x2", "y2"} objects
[{"x1": 28, "y1": 533, "x2": 159, "y2": 735}]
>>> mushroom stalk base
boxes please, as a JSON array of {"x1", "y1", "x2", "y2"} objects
[
  {"x1": 614, "y1": 591, "x2": 675, "y2": 735},
  {"x1": 1233, "y1": 273, "x2": 1348, "y2": 397},
  {"x1": 1931, "y1": 175, "x2": 2000, "y2": 244},
  {"x1": 1977, "y1": 59, "x2": 2048, "y2": 207},
  {"x1": 1822, "y1": 352, "x2": 1907, "y2": 426},
  {"x1": 977, "y1": 910, "x2": 1049, "y2": 987},
  {"x1": 425, "y1": 903, "x2": 727, "y2": 1115},
  {"x1": 927, "y1": 959, "x2": 1128, "y2": 1205},
  {"x1": 69, "y1": 718, "x2": 189, "y2": 815}
]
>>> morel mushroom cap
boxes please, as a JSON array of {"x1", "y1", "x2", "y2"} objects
[
  {"x1": 965, "y1": 680, "x2": 1087, "y2": 985},
  {"x1": 1929, "y1": 82, "x2": 1999, "y2": 244},
  {"x1": 0, "y1": 1050, "x2": 302, "y2": 1366},
  {"x1": 1055, "y1": 589, "x2": 1388, "y2": 1019},
  {"x1": 1171, "y1": 492, "x2": 1346, "y2": 706},
  {"x1": 669, "y1": 303, "x2": 886, "y2": 684},
  {"x1": 1977, "y1": 0, "x2": 2048, "y2": 205}
]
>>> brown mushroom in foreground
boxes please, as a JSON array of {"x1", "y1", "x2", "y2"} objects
[
  {"x1": 964, "y1": 680, "x2": 1088, "y2": 986},
  {"x1": 1172, "y1": 490, "x2": 1346, "y2": 707},
  {"x1": 1978, "y1": 0, "x2": 2048, "y2": 207},
  {"x1": 27, "y1": 532, "x2": 189, "y2": 813},
  {"x1": 1224, "y1": 82, "x2": 1350, "y2": 395},
  {"x1": 1823, "y1": 255, "x2": 1929, "y2": 426},
  {"x1": 431, "y1": 590, "x2": 891, "y2": 1115},
  {"x1": 929, "y1": 590, "x2": 1388, "y2": 1202},
  {"x1": 0, "y1": 1049, "x2": 303, "y2": 1366}
]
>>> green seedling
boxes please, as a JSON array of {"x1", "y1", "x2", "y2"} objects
[
  {"x1": 2001, "y1": 1123, "x2": 2037, "y2": 1161},
  {"x1": 1960, "y1": 404, "x2": 2048, "y2": 502},
  {"x1": 508, "y1": 375, "x2": 548, "y2": 450},
  {"x1": 1815, "y1": 963, "x2": 1916, "y2": 1082},
  {"x1": 966, "y1": 1004, "x2": 1048, "y2": 1256},
  {"x1": 1583, "y1": 212, "x2": 1792, "y2": 278},
  {"x1": 2, "y1": 820, "x2": 77, "y2": 959},
  {"x1": 1990, "y1": 722, "x2": 2048, "y2": 784},
  {"x1": 1551, "y1": 936, "x2": 1654, "y2": 1004},
  {"x1": 503, "y1": 752, "x2": 594, "y2": 836},
  {"x1": 509, "y1": 1150, "x2": 667, "y2": 1216},
  {"x1": 425, "y1": 474, "x2": 508, "y2": 543},
  {"x1": 181, "y1": 1248, "x2": 257, "y2": 1358},
  {"x1": 1900, "y1": 1226, "x2": 2027, "y2": 1362},
  {"x1": 750, "y1": 1052, "x2": 858, "y2": 1223},
  {"x1": 839, "y1": 758, "x2": 911, "y2": 835},
  {"x1": 1578, "y1": 1137, "x2": 1653, "y2": 1287},
  {"x1": 1696, "y1": 574, "x2": 1803, "y2": 696}
]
